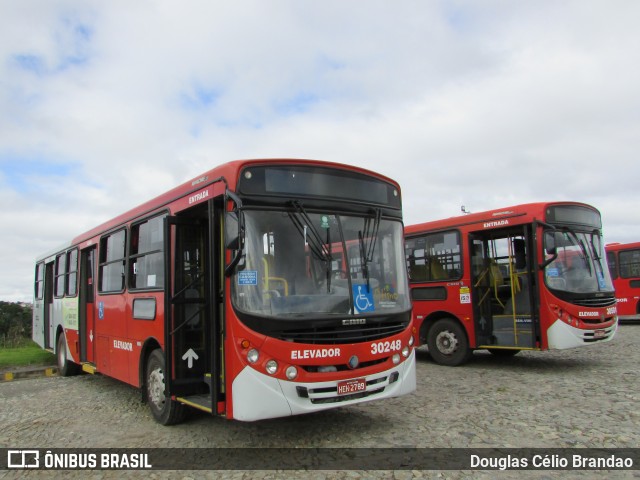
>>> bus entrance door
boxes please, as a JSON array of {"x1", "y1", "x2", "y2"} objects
[
  {"x1": 79, "y1": 246, "x2": 96, "y2": 365},
  {"x1": 44, "y1": 262, "x2": 54, "y2": 350},
  {"x1": 470, "y1": 230, "x2": 537, "y2": 351},
  {"x1": 165, "y1": 211, "x2": 218, "y2": 414}
]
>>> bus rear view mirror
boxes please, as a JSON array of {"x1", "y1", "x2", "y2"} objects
[
  {"x1": 541, "y1": 231, "x2": 563, "y2": 269},
  {"x1": 225, "y1": 212, "x2": 240, "y2": 250},
  {"x1": 545, "y1": 231, "x2": 558, "y2": 256},
  {"x1": 513, "y1": 239, "x2": 527, "y2": 270}
]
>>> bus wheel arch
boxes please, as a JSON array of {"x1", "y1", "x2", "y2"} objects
[
  {"x1": 419, "y1": 311, "x2": 459, "y2": 345},
  {"x1": 425, "y1": 315, "x2": 472, "y2": 366},
  {"x1": 139, "y1": 337, "x2": 161, "y2": 391},
  {"x1": 56, "y1": 327, "x2": 79, "y2": 376}
]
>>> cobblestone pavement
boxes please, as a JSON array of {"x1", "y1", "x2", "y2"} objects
[{"x1": 1, "y1": 325, "x2": 639, "y2": 479}]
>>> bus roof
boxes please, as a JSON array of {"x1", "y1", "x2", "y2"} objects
[
  {"x1": 605, "y1": 241, "x2": 640, "y2": 252},
  {"x1": 36, "y1": 158, "x2": 399, "y2": 261},
  {"x1": 405, "y1": 201, "x2": 598, "y2": 236}
]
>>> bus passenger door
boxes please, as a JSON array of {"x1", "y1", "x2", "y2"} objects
[
  {"x1": 79, "y1": 246, "x2": 96, "y2": 364},
  {"x1": 470, "y1": 229, "x2": 537, "y2": 350},
  {"x1": 165, "y1": 206, "x2": 221, "y2": 414},
  {"x1": 44, "y1": 262, "x2": 54, "y2": 349}
]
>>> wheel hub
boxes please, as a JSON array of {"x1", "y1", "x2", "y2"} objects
[
  {"x1": 435, "y1": 330, "x2": 458, "y2": 355},
  {"x1": 148, "y1": 368, "x2": 166, "y2": 409}
]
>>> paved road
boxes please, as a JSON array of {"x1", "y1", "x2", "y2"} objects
[{"x1": 1, "y1": 325, "x2": 639, "y2": 479}]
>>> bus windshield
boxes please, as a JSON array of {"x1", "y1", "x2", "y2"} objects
[
  {"x1": 231, "y1": 209, "x2": 410, "y2": 317},
  {"x1": 543, "y1": 228, "x2": 614, "y2": 294}
]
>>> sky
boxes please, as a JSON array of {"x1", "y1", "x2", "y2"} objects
[{"x1": 1, "y1": 0, "x2": 639, "y2": 302}]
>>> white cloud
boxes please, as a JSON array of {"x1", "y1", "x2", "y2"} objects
[{"x1": 1, "y1": 0, "x2": 640, "y2": 301}]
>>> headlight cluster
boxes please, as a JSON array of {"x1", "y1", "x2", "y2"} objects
[
  {"x1": 242, "y1": 341, "x2": 298, "y2": 380},
  {"x1": 241, "y1": 333, "x2": 416, "y2": 380},
  {"x1": 392, "y1": 336, "x2": 414, "y2": 364},
  {"x1": 550, "y1": 304, "x2": 580, "y2": 327}
]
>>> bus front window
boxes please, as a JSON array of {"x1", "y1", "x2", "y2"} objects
[
  {"x1": 543, "y1": 229, "x2": 614, "y2": 294},
  {"x1": 231, "y1": 210, "x2": 410, "y2": 317}
]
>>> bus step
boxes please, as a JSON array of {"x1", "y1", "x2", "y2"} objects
[
  {"x1": 81, "y1": 363, "x2": 97, "y2": 374},
  {"x1": 177, "y1": 394, "x2": 212, "y2": 413}
]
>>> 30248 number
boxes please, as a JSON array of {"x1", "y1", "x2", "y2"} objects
[{"x1": 370, "y1": 339, "x2": 402, "y2": 355}]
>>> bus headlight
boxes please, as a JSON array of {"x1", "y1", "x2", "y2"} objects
[
  {"x1": 285, "y1": 366, "x2": 298, "y2": 380},
  {"x1": 392, "y1": 354, "x2": 401, "y2": 365},
  {"x1": 265, "y1": 360, "x2": 278, "y2": 375},
  {"x1": 402, "y1": 346, "x2": 410, "y2": 358},
  {"x1": 247, "y1": 349, "x2": 259, "y2": 364},
  {"x1": 409, "y1": 336, "x2": 414, "y2": 347}
]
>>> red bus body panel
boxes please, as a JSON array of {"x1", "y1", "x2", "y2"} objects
[
  {"x1": 406, "y1": 202, "x2": 617, "y2": 357},
  {"x1": 33, "y1": 158, "x2": 416, "y2": 421},
  {"x1": 606, "y1": 242, "x2": 640, "y2": 321}
]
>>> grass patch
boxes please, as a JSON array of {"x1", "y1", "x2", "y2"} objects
[{"x1": 0, "y1": 340, "x2": 56, "y2": 369}]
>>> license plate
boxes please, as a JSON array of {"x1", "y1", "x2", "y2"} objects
[
  {"x1": 337, "y1": 378, "x2": 367, "y2": 395},
  {"x1": 594, "y1": 329, "x2": 606, "y2": 339}
]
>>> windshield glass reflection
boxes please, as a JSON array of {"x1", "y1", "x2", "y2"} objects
[
  {"x1": 231, "y1": 210, "x2": 410, "y2": 317},
  {"x1": 544, "y1": 228, "x2": 614, "y2": 294}
]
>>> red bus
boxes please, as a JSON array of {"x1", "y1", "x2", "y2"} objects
[
  {"x1": 33, "y1": 159, "x2": 415, "y2": 423},
  {"x1": 606, "y1": 242, "x2": 640, "y2": 322},
  {"x1": 404, "y1": 201, "x2": 618, "y2": 366}
]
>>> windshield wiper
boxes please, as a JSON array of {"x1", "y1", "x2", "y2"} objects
[
  {"x1": 588, "y1": 230, "x2": 607, "y2": 288},
  {"x1": 358, "y1": 208, "x2": 381, "y2": 291},
  {"x1": 563, "y1": 227, "x2": 592, "y2": 276},
  {"x1": 288, "y1": 201, "x2": 333, "y2": 292}
]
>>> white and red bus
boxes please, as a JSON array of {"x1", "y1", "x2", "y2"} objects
[
  {"x1": 33, "y1": 159, "x2": 415, "y2": 424},
  {"x1": 606, "y1": 242, "x2": 640, "y2": 322},
  {"x1": 404, "y1": 202, "x2": 617, "y2": 366}
]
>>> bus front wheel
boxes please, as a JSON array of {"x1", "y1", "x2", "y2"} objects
[
  {"x1": 57, "y1": 332, "x2": 79, "y2": 377},
  {"x1": 427, "y1": 318, "x2": 471, "y2": 366},
  {"x1": 145, "y1": 349, "x2": 185, "y2": 425}
]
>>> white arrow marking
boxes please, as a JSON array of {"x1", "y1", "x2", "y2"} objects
[{"x1": 182, "y1": 348, "x2": 199, "y2": 369}]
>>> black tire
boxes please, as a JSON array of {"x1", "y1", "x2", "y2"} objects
[
  {"x1": 487, "y1": 348, "x2": 520, "y2": 357},
  {"x1": 427, "y1": 318, "x2": 471, "y2": 366},
  {"x1": 57, "y1": 332, "x2": 80, "y2": 376},
  {"x1": 145, "y1": 349, "x2": 185, "y2": 425}
]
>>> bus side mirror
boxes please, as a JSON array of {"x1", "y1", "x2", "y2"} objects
[
  {"x1": 224, "y1": 189, "x2": 245, "y2": 277},
  {"x1": 545, "y1": 232, "x2": 557, "y2": 256},
  {"x1": 225, "y1": 212, "x2": 240, "y2": 250},
  {"x1": 513, "y1": 239, "x2": 526, "y2": 270}
]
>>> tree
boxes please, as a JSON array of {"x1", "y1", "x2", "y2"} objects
[{"x1": 0, "y1": 301, "x2": 32, "y2": 340}]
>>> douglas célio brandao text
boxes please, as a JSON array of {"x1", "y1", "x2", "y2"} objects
[{"x1": 470, "y1": 453, "x2": 634, "y2": 470}]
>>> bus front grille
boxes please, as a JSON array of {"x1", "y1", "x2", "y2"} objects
[
  {"x1": 275, "y1": 322, "x2": 408, "y2": 344},
  {"x1": 583, "y1": 325, "x2": 617, "y2": 342},
  {"x1": 296, "y1": 374, "x2": 396, "y2": 404},
  {"x1": 573, "y1": 296, "x2": 616, "y2": 308}
]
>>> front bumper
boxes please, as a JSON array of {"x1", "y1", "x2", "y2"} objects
[{"x1": 231, "y1": 350, "x2": 416, "y2": 421}]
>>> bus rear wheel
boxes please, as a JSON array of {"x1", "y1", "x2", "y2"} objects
[
  {"x1": 146, "y1": 349, "x2": 185, "y2": 425},
  {"x1": 57, "y1": 332, "x2": 79, "y2": 377},
  {"x1": 427, "y1": 318, "x2": 471, "y2": 366}
]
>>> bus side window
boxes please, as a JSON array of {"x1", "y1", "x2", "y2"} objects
[
  {"x1": 606, "y1": 251, "x2": 617, "y2": 279},
  {"x1": 130, "y1": 215, "x2": 165, "y2": 290},
  {"x1": 99, "y1": 229, "x2": 126, "y2": 293}
]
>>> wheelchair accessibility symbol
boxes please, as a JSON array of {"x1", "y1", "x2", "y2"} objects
[{"x1": 353, "y1": 285, "x2": 375, "y2": 313}]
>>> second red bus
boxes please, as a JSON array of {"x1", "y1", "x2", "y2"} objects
[
  {"x1": 405, "y1": 201, "x2": 618, "y2": 366},
  {"x1": 606, "y1": 242, "x2": 640, "y2": 322}
]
